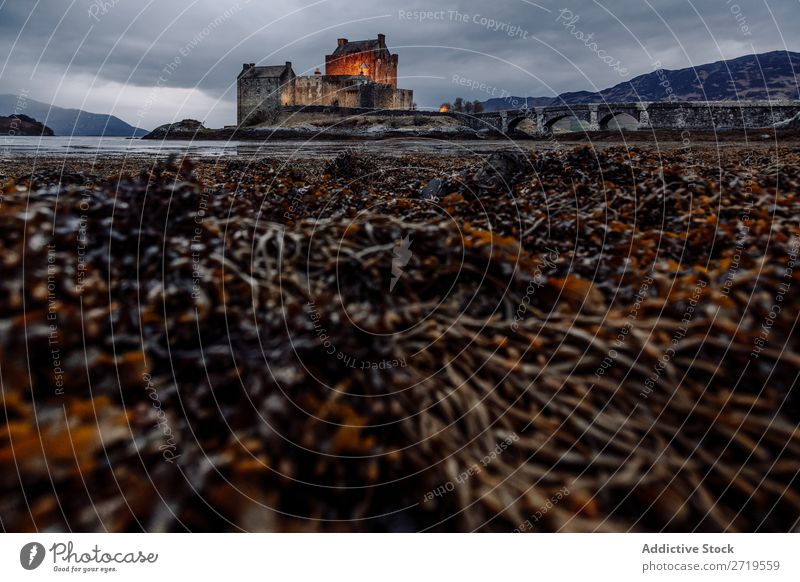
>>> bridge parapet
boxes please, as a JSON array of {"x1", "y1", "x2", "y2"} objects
[{"x1": 465, "y1": 100, "x2": 800, "y2": 135}]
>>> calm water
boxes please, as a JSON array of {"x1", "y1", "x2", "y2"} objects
[{"x1": 0, "y1": 135, "x2": 540, "y2": 159}]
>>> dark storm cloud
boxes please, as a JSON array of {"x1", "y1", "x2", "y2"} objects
[{"x1": 0, "y1": 0, "x2": 797, "y2": 127}]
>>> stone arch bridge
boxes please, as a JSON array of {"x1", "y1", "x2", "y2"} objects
[{"x1": 462, "y1": 101, "x2": 800, "y2": 134}]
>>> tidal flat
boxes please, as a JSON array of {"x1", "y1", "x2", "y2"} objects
[{"x1": 1, "y1": 144, "x2": 798, "y2": 532}]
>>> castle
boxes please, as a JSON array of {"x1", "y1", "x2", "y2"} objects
[{"x1": 237, "y1": 34, "x2": 414, "y2": 126}]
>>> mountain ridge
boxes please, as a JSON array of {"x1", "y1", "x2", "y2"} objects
[
  {"x1": 0, "y1": 94, "x2": 148, "y2": 137},
  {"x1": 480, "y1": 50, "x2": 800, "y2": 111}
]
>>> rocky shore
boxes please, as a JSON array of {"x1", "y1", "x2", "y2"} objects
[
  {"x1": 141, "y1": 117, "x2": 800, "y2": 143},
  {"x1": 142, "y1": 116, "x2": 494, "y2": 141}
]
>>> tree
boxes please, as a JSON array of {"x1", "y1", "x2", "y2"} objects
[
  {"x1": 453, "y1": 97, "x2": 464, "y2": 113},
  {"x1": 464, "y1": 101, "x2": 474, "y2": 114},
  {"x1": 472, "y1": 100, "x2": 484, "y2": 114}
]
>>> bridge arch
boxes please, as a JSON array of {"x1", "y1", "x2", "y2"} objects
[
  {"x1": 544, "y1": 113, "x2": 584, "y2": 132},
  {"x1": 599, "y1": 111, "x2": 640, "y2": 130},
  {"x1": 507, "y1": 114, "x2": 538, "y2": 135},
  {"x1": 470, "y1": 101, "x2": 800, "y2": 135}
]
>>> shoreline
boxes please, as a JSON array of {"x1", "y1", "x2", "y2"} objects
[
  {"x1": 2, "y1": 133, "x2": 798, "y2": 166},
  {"x1": 140, "y1": 126, "x2": 800, "y2": 143}
]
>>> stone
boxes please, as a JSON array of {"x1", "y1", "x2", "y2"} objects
[
  {"x1": 773, "y1": 111, "x2": 800, "y2": 129},
  {"x1": 420, "y1": 178, "x2": 444, "y2": 200},
  {"x1": 142, "y1": 119, "x2": 206, "y2": 139},
  {"x1": 464, "y1": 101, "x2": 800, "y2": 134}
]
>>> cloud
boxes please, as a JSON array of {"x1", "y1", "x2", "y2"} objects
[{"x1": 0, "y1": 0, "x2": 797, "y2": 127}]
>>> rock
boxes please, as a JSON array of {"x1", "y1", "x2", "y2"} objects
[
  {"x1": 773, "y1": 112, "x2": 800, "y2": 129},
  {"x1": 475, "y1": 152, "x2": 530, "y2": 186},
  {"x1": 420, "y1": 178, "x2": 444, "y2": 200},
  {"x1": 142, "y1": 119, "x2": 206, "y2": 139},
  {"x1": 323, "y1": 151, "x2": 372, "y2": 179}
]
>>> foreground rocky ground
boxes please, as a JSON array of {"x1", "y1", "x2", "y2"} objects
[{"x1": 0, "y1": 144, "x2": 798, "y2": 532}]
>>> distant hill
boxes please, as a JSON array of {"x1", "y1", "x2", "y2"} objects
[
  {"x1": 0, "y1": 114, "x2": 54, "y2": 136},
  {"x1": 0, "y1": 94, "x2": 148, "y2": 137},
  {"x1": 480, "y1": 51, "x2": 800, "y2": 111}
]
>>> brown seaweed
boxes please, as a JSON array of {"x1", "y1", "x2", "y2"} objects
[{"x1": 0, "y1": 145, "x2": 798, "y2": 532}]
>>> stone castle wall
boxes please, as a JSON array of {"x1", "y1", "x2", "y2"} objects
[
  {"x1": 323, "y1": 35, "x2": 399, "y2": 87},
  {"x1": 294, "y1": 76, "x2": 361, "y2": 108},
  {"x1": 369, "y1": 84, "x2": 413, "y2": 109},
  {"x1": 238, "y1": 76, "x2": 413, "y2": 125},
  {"x1": 237, "y1": 76, "x2": 291, "y2": 126},
  {"x1": 292, "y1": 77, "x2": 413, "y2": 109},
  {"x1": 324, "y1": 53, "x2": 398, "y2": 87}
]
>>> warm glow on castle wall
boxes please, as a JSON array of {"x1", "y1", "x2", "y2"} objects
[
  {"x1": 323, "y1": 36, "x2": 399, "y2": 88},
  {"x1": 326, "y1": 55, "x2": 369, "y2": 78}
]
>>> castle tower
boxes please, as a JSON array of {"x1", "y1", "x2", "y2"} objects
[{"x1": 324, "y1": 34, "x2": 398, "y2": 87}]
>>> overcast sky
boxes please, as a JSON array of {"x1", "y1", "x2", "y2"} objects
[{"x1": 0, "y1": 0, "x2": 796, "y2": 128}]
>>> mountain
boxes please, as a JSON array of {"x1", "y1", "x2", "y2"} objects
[
  {"x1": 480, "y1": 51, "x2": 800, "y2": 111},
  {"x1": 0, "y1": 114, "x2": 54, "y2": 136},
  {"x1": 0, "y1": 95, "x2": 148, "y2": 137}
]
